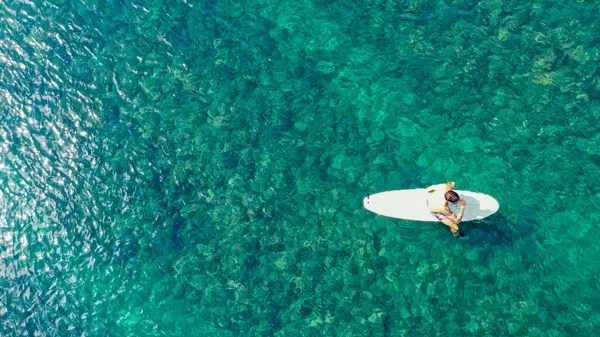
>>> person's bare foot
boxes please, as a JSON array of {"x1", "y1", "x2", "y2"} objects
[{"x1": 453, "y1": 232, "x2": 467, "y2": 239}]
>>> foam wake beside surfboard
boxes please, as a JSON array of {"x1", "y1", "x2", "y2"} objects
[{"x1": 363, "y1": 189, "x2": 499, "y2": 222}]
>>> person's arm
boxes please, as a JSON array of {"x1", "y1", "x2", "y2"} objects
[{"x1": 446, "y1": 199, "x2": 467, "y2": 223}]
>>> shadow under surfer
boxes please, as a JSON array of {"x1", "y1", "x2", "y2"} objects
[{"x1": 426, "y1": 181, "x2": 467, "y2": 238}]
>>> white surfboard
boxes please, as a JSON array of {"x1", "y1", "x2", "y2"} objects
[{"x1": 363, "y1": 189, "x2": 499, "y2": 222}]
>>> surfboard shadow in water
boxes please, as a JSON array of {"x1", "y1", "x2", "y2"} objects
[{"x1": 458, "y1": 214, "x2": 518, "y2": 248}]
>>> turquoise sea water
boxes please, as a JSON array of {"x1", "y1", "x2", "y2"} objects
[{"x1": 1, "y1": 0, "x2": 600, "y2": 335}]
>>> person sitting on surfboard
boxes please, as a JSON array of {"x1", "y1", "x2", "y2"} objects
[{"x1": 426, "y1": 181, "x2": 467, "y2": 238}]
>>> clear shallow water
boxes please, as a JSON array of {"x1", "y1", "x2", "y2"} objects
[{"x1": 1, "y1": 0, "x2": 600, "y2": 335}]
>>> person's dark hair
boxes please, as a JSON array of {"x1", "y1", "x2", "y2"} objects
[{"x1": 445, "y1": 191, "x2": 460, "y2": 203}]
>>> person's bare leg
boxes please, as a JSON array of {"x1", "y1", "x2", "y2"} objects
[{"x1": 441, "y1": 219, "x2": 463, "y2": 237}]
